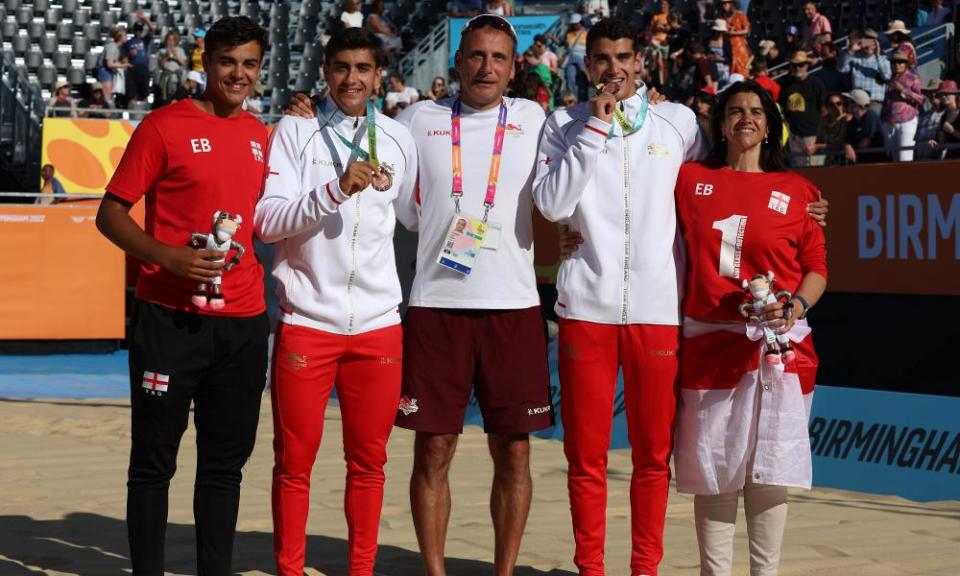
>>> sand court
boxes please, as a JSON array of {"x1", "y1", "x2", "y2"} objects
[{"x1": 0, "y1": 396, "x2": 957, "y2": 576}]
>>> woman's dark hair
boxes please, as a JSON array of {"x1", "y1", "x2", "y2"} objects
[
  {"x1": 586, "y1": 17, "x2": 639, "y2": 55},
  {"x1": 709, "y1": 80, "x2": 789, "y2": 172},
  {"x1": 325, "y1": 27, "x2": 386, "y2": 67},
  {"x1": 205, "y1": 16, "x2": 267, "y2": 57}
]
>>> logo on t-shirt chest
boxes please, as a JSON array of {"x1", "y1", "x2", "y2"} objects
[{"x1": 768, "y1": 190, "x2": 790, "y2": 215}]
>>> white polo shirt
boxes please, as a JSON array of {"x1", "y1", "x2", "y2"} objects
[
  {"x1": 255, "y1": 96, "x2": 419, "y2": 334},
  {"x1": 533, "y1": 86, "x2": 705, "y2": 326},
  {"x1": 396, "y1": 97, "x2": 546, "y2": 310}
]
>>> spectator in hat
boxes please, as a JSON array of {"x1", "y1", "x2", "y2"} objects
[
  {"x1": 47, "y1": 81, "x2": 77, "y2": 118},
  {"x1": 916, "y1": 79, "x2": 945, "y2": 160},
  {"x1": 839, "y1": 29, "x2": 890, "y2": 116},
  {"x1": 801, "y1": 2, "x2": 832, "y2": 51},
  {"x1": 189, "y1": 29, "x2": 206, "y2": 73},
  {"x1": 564, "y1": 13, "x2": 589, "y2": 101},
  {"x1": 719, "y1": 0, "x2": 751, "y2": 76},
  {"x1": 779, "y1": 50, "x2": 827, "y2": 166},
  {"x1": 122, "y1": 11, "x2": 156, "y2": 106},
  {"x1": 929, "y1": 80, "x2": 960, "y2": 159},
  {"x1": 170, "y1": 70, "x2": 204, "y2": 102},
  {"x1": 759, "y1": 38, "x2": 784, "y2": 70},
  {"x1": 842, "y1": 88, "x2": 884, "y2": 164},
  {"x1": 78, "y1": 82, "x2": 112, "y2": 119},
  {"x1": 881, "y1": 50, "x2": 923, "y2": 161},
  {"x1": 751, "y1": 55, "x2": 781, "y2": 101},
  {"x1": 885, "y1": 20, "x2": 917, "y2": 69},
  {"x1": 707, "y1": 19, "x2": 731, "y2": 87},
  {"x1": 784, "y1": 24, "x2": 803, "y2": 57}
]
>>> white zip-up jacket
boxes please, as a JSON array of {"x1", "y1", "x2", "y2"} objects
[
  {"x1": 255, "y1": 96, "x2": 418, "y2": 335},
  {"x1": 533, "y1": 87, "x2": 704, "y2": 325}
]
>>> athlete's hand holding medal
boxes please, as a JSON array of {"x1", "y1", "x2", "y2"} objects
[{"x1": 590, "y1": 81, "x2": 618, "y2": 123}]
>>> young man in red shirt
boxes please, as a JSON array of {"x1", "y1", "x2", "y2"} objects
[{"x1": 95, "y1": 16, "x2": 269, "y2": 576}]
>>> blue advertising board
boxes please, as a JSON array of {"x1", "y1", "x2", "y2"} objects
[
  {"x1": 466, "y1": 342, "x2": 960, "y2": 503},
  {"x1": 448, "y1": 15, "x2": 562, "y2": 67}
]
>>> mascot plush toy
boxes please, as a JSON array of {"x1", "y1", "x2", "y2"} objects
[
  {"x1": 738, "y1": 272, "x2": 796, "y2": 365},
  {"x1": 190, "y1": 211, "x2": 245, "y2": 310}
]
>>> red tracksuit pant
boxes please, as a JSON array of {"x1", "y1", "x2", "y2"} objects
[
  {"x1": 270, "y1": 322, "x2": 402, "y2": 576},
  {"x1": 558, "y1": 319, "x2": 680, "y2": 576}
]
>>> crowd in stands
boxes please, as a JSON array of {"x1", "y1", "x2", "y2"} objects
[
  {"x1": 43, "y1": 0, "x2": 959, "y2": 165},
  {"x1": 45, "y1": 10, "x2": 228, "y2": 117}
]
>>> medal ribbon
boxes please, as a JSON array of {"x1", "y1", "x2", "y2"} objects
[
  {"x1": 451, "y1": 98, "x2": 508, "y2": 221},
  {"x1": 609, "y1": 94, "x2": 649, "y2": 139},
  {"x1": 319, "y1": 99, "x2": 379, "y2": 168}
]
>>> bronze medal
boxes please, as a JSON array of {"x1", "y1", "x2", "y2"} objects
[{"x1": 372, "y1": 162, "x2": 394, "y2": 191}]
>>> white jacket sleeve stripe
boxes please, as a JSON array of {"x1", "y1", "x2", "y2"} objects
[{"x1": 533, "y1": 114, "x2": 610, "y2": 222}]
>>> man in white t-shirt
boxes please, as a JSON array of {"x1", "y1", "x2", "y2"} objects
[
  {"x1": 384, "y1": 73, "x2": 420, "y2": 115},
  {"x1": 393, "y1": 15, "x2": 553, "y2": 576}
]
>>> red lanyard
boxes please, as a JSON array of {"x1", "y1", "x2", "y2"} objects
[{"x1": 451, "y1": 98, "x2": 508, "y2": 221}]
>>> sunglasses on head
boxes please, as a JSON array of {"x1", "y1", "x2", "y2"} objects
[{"x1": 461, "y1": 14, "x2": 518, "y2": 43}]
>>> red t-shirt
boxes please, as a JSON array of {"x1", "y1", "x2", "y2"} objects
[
  {"x1": 675, "y1": 162, "x2": 827, "y2": 322},
  {"x1": 107, "y1": 99, "x2": 267, "y2": 317}
]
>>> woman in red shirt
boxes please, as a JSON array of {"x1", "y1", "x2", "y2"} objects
[{"x1": 674, "y1": 80, "x2": 828, "y2": 575}]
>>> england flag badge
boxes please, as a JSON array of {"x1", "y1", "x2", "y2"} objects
[
  {"x1": 142, "y1": 371, "x2": 170, "y2": 396},
  {"x1": 768, "y1": 191, "x2": 790, "y2": 215}
]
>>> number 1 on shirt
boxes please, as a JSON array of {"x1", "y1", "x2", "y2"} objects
[{"x1": 712, "y1": 214, "x2": 748, "y2": 279}]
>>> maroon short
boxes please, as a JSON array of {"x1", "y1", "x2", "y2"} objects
[{"x1": 395, "y1": 306, "x2": 554, "y2": 434}]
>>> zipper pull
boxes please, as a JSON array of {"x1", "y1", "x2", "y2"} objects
[{"x1": 354, "y1": 116, "x2": 359, "y2": 129}]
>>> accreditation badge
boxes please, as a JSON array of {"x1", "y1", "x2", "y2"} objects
[{"x1": 437, "y1": 214, "x2": 487, "y2": 275}]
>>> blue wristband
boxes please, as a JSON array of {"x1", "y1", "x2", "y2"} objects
[{"x1": 792, "y1": 295, "x2": 811, "y2": 319}]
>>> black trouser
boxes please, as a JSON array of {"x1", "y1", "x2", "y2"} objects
[{"x1": 127, "y1": 301, "x2": 269, "y2": 576}]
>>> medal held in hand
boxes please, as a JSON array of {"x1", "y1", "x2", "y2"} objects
[
  {"x1": 324, "y1": 100, "x2": 394, "y2": 192},
  {"x1": 372, "y1": 161, "x2": 394, "y2": 191}
]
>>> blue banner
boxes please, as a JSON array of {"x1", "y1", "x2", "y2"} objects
[
  {"x1": 466, "y1": 343, "x2": 960, "y2": 503},
  {"x1": 449, "y1": 15, "x2": 562, "y2": 68},
  {"x1": 807, "y1": 386, "x2": 960, "y2": 502}
]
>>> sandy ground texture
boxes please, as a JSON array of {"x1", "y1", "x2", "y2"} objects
[{"x1": 0, "y1": 396, "x2": 958, "y2": 576}]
